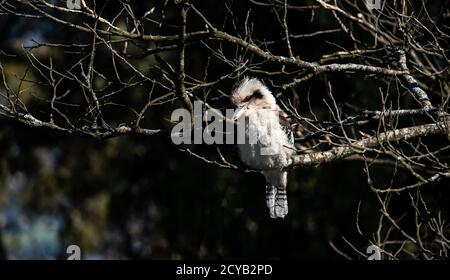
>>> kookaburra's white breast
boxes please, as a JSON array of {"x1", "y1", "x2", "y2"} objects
[
  {"x1": 235, "y1": 107, "x2": 294, "y2": 170},
  {"x1": 230, "y1": 77, "x2": 294, "y2": 219}
]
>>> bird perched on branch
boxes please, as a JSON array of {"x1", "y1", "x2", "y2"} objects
[{"x1": 231, "y1": 77, "x2": 295, "y2": 219}]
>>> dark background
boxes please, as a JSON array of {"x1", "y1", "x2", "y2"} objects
[{"x1": 0, "y1": 0, "x2": 448, "y2": 259}]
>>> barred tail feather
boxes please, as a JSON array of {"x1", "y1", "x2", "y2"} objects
[
  {"x1": 264, "y1": 170, "x2": 288, "y2": 219},
  {"x1": 266, "y1": 185, "x2": 276, "y2": 218},
  {"x1": 275, "y1": 186, "x2": 288, "y2": 218}
]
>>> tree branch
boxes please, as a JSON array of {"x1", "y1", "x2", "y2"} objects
[
  {"x1": 289, "y1": 120, "x2": 450, "y2": 167},
  {"x1": 176, "y1": 0, "x2": 194, "y2": 115},
  {"x1": 393, "y1": 49, "x2": 433, "y2": 110},
  {"x1": 0, "y1": 103, "x2": 160, "y2": 139}
]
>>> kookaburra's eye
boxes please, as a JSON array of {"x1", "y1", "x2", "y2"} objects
[
  {"x1": 243, "y1": 95, "x2": 252, "y2": 102},
  {"x1": 252, "y1": 89, "x2": 263, "y2": 99}
]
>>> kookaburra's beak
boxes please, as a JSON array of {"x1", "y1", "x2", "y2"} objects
[{"x1": 232, "y1": 104, "x2": 248, "y2": 121}]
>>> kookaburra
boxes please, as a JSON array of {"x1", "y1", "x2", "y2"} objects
[{"x1": 231, "y1": 77, "x2": 295, "y2": 219}]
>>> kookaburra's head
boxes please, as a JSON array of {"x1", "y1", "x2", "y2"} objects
[{"x1": 230, "y1": 77, "x2": 277, "y2": 120}]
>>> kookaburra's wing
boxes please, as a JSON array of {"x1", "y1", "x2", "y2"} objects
[{"x1": 278, "y1": 110, "x2": 295, "y2": 146}]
